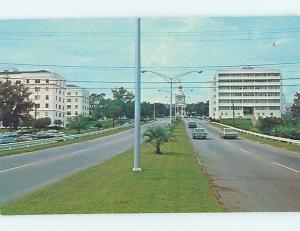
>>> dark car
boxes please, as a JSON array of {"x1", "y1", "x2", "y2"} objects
[{"x1": 188, "y1": 121, "x2": 197, "y2": 128}]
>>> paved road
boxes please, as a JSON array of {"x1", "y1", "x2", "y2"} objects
[
  {"x1": 186, "y1": 118, "x2": 300, "y2": 212},
  {"x1": 0, "y1": 119, "x2": 168, "y2": 205}
]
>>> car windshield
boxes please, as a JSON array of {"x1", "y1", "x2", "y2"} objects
[
  {"x1": 195, "y1": 128, "x2": 205, "y2": 132},
  {"x1": 224, "y1": 128, "x2": 236, "y2": 132}
]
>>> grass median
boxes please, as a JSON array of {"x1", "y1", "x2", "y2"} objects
[
  {"x1": 211, "y1": 122, "x2": 300, "y2": 154},
  {"x1": 1, "y1": 122, "x2": 223, "y2": 214}
]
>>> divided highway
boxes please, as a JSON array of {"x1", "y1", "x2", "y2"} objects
[
  {"x1": 186, "y1": 119, "x2": 300, "y2": 212},
  {"x1": 0, "y1": 119, "x2": 168, "y2": 205}
]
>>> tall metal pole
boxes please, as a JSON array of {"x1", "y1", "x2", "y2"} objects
[
  {"x1": 133, "y1": 18, "x2": 141, "y2": 172},
  {"x1": 153, "y1": 103, "x2": 156, "y2": 120},
  {"x1": 169, "y1": 79, "x2": 173, "y2": 125}
]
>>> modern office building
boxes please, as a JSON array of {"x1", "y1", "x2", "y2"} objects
[
  {"x1": 65, "y1": 84, "x2": 90, "y2": 123},
  {"x1": 0, "y1": 69, "x2": 66, "y2": 126},
  {"x1": 209, "y1": 67, "x2": 282, "y2": 120}
]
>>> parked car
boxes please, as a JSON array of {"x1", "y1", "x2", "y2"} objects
[
  {"x1": 193, "y1": 128, "x2": 207, "y2": 139},
  {"x1": 220, "y1": 128, "x2": 238, "y2": 139},
  {"x1": 188, "y1": 121, "x2": 197, "y2": 128},
  {"x1": 2, "y1": 132, "x2": 18, "y2": 138},
  {"x1": 17, "y1": 134, "x2": 34, "y2": 142},
  {"x1": 0, "y1": 137, "x2": 17, "y2": 144}
]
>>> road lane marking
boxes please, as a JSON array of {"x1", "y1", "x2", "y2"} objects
[
  {"x1": 272, "y1": 162, "x2": 299, "y2": 173},
  {"x1": 0, "y1": 162, "x2": 35, "y2": 174},
  {"x1": 240, "y1": 148, "x2": 250, "y2": 154}
]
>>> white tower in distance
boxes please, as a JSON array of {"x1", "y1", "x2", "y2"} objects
[{"x1": 175, "y1": 84, "x2": 187, "y2": 118}]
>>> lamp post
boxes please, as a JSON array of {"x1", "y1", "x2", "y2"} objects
[
  {"x1": 142, "y1": 70, "x2": 203, "y2": 125},
  {"x1": 231, "y1": 100, "x2": 235, "y2": 126},
  {"x1": 133, "y1": 18, "x2": 142, "y2": 172}
]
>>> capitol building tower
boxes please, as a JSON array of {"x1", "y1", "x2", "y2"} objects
[{"x1": 175, "y1": 84, "x2": 187, "y2": 118}]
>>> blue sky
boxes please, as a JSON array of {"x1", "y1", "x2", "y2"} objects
[{"x1": 0, "y1": 17, "x2": 299, "y2": 103}]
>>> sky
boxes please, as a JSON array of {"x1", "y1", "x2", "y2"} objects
[{"x1": 0, "y1": 17, "x2": 299, "y2": 103}]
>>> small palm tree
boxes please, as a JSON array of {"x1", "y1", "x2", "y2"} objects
[{"x1": 143, "y1": 126, "x2": 173, "y2": 154}]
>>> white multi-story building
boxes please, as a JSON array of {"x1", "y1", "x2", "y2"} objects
[
  {"x1": 209, "y1": 67, "x2": 282, "y2": 120},
  {"x1": 0, "y1": 69, "x2": 66, "y2": 126},
  {"x1": 65, "y1": 84, "x2": 90, "y2": 123}
]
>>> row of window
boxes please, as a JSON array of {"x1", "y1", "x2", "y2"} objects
[
  {"x1": 220, "y1": 112, "x2": 275, "y2": 117},
  {"x1": 67, "y1": 98, "x2": 89, "y2": 104},
  {"x1": 218, "y1": 92, "x2": 281, "y2": 97},
  {"x1": 219, "y1": 106, "x2": 280, "y2": 110},
  {"x1": 218, "y1": 73, "x2": 280, "y2": 77},
  {"x1": 219, "y1": 85, "x2": 280, "y2": 90},
  {"x1": 219, "y1": 99, "x2": 280, "y2": 104},
  {"x1": 34, "y1": 111, "x2": 65, "y2": 118},
  {"x1": 35, "y1": 104, "x2": 65, "y2": 110},
  {"x1": 219, "y1": 79, "x2": 280, "y2": 83}
]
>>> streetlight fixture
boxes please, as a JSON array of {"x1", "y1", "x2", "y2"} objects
[{"x1": 142, "y1": 70, "x2": 203, "y2": 124}]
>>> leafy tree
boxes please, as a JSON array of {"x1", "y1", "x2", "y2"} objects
[
  {"x1": 89, "y1": 93, "x2": 106, "y2": 119},
  {"x1": 143, "y1": 126, "x2": 174, "y2": 154},
  {"x1": 95, "y1": 122, "x2": 103, "y2": 129},
  {"x1": 32, "y1": 117, "x2": 51, "y2": 130},
  {"x1": 187, "y1": 101, "x2": 209, "y2": 116},
  {"x1": 291, "y1": 92, "x2": 300, "y2": 119},
  {"x1": 256, "y1": 117, "x2": 283, "y2": 134},
  {"x1": 68, "y1": 115, "x2": 88, "y2": 134},
  {"x1": 0, "y1": 79, "x2": 33, "y2": 129},
  {"x1": 112, "y1": 87, "x2": 134, "y2": 119},
  {"x1": 54, "y1": 119, "x2": 63, "y2": 127},
  {"x1": 20, "y1": 114, "x2": 34, "y2": 128}
]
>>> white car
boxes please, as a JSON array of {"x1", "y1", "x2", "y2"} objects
[{"x1": 193, "y1": 128, "x2": 207, "y2": 139}]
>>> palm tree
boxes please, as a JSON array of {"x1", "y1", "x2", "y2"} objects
[{"x1": 143, "y1": 126, "x2": 173, "y2": 154}]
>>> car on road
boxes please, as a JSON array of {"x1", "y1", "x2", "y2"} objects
[
  {"x1": 188, "y1": 121, "x2": 197, "y2": 128},
  {"x1": 0, "y1": 137, "x2": 17, "y2": 144},
  {"x1": 220, "y1": 128, "x2": 238, "y2": 139},
  {"x1": 17, "y1": 134, "x2": 34, "y2": 142},
  {"x1": 192, "y1": 128, "x2": 207, "y2": 139}
]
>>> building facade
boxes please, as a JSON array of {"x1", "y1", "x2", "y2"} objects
[
  {"x1": 175, "y1": 85, "x2": 187, "y2": 118},
  {"x1": 66, "y1": 84, "x2": 90, "y2": 124},
  {"x1": 0, "y1": 69, "x2": 66, "y2": 126},
  {"x1": 209, "y1": 67, "x2": 282, "y2": 120}
]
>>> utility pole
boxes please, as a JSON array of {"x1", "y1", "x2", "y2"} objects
[
  {"x1": 170, "y1": 79, "x2": 173, "y2": 124},
  {"x1": 232, "y1": 100, "x2": 235, "y2": 126},
  {"x1": 133, "y1": 18, "x2": 142, "y2": 172},
  {"x1": 153, "y1": 103, "x2": 156, "y2": 120}
]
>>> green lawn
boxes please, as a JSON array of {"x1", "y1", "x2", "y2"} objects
[
  {"x1": 220, "y1": 118, "x2": 255, "y2": 131},
  {"x1": 1, "y1": 123, "x2": 223, "y2": 214},
  {"x1": 211, "y1": 122, "x2": 300, "y2": 154}
]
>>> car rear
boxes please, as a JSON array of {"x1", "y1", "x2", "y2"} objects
[
  {"x1": 222, "y1": 128, "x2": 238, "y2": 139},
  {"x1": 193, "y1": 128, "x2": 207, "y2": 139},
  {"x1": 188, "y1": 121, "x2": 197, "y2": 128}
]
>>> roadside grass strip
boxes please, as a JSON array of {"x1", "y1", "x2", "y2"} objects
[{"x1": 1, "y1": 123, "x2": 223, "y2": 214}]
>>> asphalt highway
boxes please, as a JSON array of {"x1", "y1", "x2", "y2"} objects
[
  {"x1": 0, "y1": 119, "x2": 168, "y2": 205},
  {"x1": 186, "y1": 118, "x2": 300, "y2": 212}
]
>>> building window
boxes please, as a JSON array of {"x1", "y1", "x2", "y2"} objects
[
  {"x1": 46, "y1": 79, "x2": 49, "y2": 83},
  {"x1": 75, "y1": 111, "x2": 78, "y2": 115},
  {"x1": 45, "y1": 103, "x2": 49, "y2": 108},
  {"x1": 67, "y1": 99, "x2": 71, "y2": 103},
  {"x1": 59, "y1": 113, "x2": 61, "y2": 117},
  {"x1": 26, "y1": 79, "x2": 30, "y2": 83},
  {"x1": 75, "y1": 92, "x2": 78, "y2": 96},
  {"x1": 35, "y1": 104, "x2": 40, "y2": 109},
  {"x1": 59, "y1": 97, "x2": 61, "y2": 102},
  {"x1": 35, "y1": 79, "x2": 40, "y2": 83},
  {"x1": 35, "y1": 87, "x2": 40, "y2": 92},
  {"x1": 67, "y1": 105, "x2": 71, "y2": 109},
  {"x1": 67, "y1": 111, "x2": 71, "y2": 115},
  {"x1": 75, "y1": 98, "x2": 78, "y2": 102},
  {"x1": 67, "y1": 92, "x2": 71, "y2": 96},
  {"x1": 45, "y1": 112, "x2": 49, "y2": 117},
  {"x1": 75, "y1": 105, "x2": 78, "y2": 109},
  {"x1": 16, "y1": 80, "x2": 21, "y2": 84},
  {"x1": 59, "y1": 105, "x2": 61, "y2": 110},
  {"x1": 35, "y1": 95, "x2": 40, "y2": 100},
  {"x1": 46, "y1": 95, "x2": 49, "y2": 100},
  {"x1": 46, "y1": 87, "x2": 49, "y2": 91}
]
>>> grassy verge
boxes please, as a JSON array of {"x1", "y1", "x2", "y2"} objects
[
  {"x1": 219, "y1": 118, "x2": 257, "y2": 131},
  {"x1": 210, "y1": 122, "x2": 300, "y2": 154},
  {"x1": 0, "y1": 127, "x2": 131, "y2": 158},
  {"x1": 1, "y1": 122, "x2": 223, "y2": 214}
]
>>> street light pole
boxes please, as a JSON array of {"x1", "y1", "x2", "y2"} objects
[
  {"x1": 153, "y1": 102, "x2": 156, "y2": 120},
  {"x1": 133, "y1": 18, "x2": 141, "y2": 172},
  {"x1": 170, "y1": 78, "x2": 173, "y2": 125}
]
